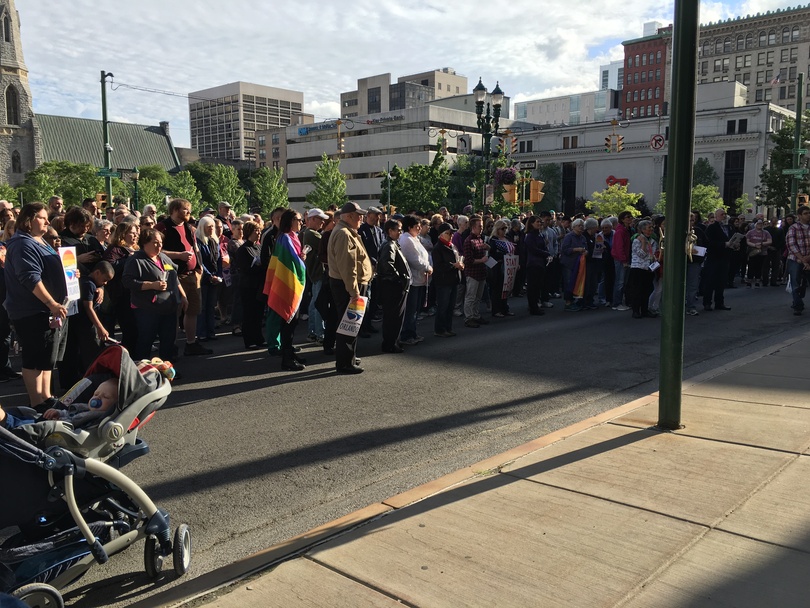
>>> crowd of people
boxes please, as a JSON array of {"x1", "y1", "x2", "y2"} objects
[{"x1": 1, "y1": 194, "x2": 809, "y2": 406}]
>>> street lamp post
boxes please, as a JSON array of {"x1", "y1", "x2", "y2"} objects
[
  {"x1": 473, "y1": 78, "x2": 504, "y2": 212},
  {"x1": 131, "y1": 167, "x2": 140, "y2": 211}
]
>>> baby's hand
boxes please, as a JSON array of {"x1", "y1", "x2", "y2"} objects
[{"x1": 42, "y1": 409, "x2": 60, "y2": 420}]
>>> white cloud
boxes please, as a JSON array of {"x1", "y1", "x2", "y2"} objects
[{"x1": 17, "y1": 0, "x2": 760, "y2": 148}]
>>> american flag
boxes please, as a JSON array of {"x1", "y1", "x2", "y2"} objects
[{"x1": 769, "y1": 73, "x2": 783, "y2": 86}]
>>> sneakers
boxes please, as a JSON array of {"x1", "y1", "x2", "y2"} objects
[
  {"x1": 564, "y1": 303, "x2": 582, "y2": 312},
  {"x1": 453, "y1": 309, "x2": 463, "y2": 317},
  {"x1": 541, "y1": 301, "x2": 554, "y2": 308},
  {"x1": 184, "y1": 341, "x2": 213, "y2": 356},
  {"x1": 473, "y1": 317, "x2": 489, "y2": 325},
  {"x1": 400, "y1": 337, "x2": 420, "y2": 345},
  {"x1": 686, "y1": 308, "x2": 699, "y2": 316},
  {"x1": 612, "y1": 304, "x2": 631, "y2": 311},
  {"x1": 434, "y1": 331, "x2": 457, "y2": 337},
  {"x1": 464, "y1": 319, "x2": 480, "y2": 328},
  {"x1": 414, "y1": 335, "x2": 425, "y2": 343},
  {"x1": 306, "y1": 333, "x2": 318, "y2": 342}
]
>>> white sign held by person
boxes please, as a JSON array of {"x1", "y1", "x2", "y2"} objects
[
  {"x1": 337, "y1": 295, "x2": 368, "y2": 337},
  {"x1": 58, "y1": 246, "x2": 80, "y2": 302},
  {"x1": 501, "y1": 254, "x2": 520, "y2": 299}
]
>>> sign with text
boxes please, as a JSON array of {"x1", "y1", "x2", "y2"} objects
[
  {"x1": 58, "y1": 246, "x2": 80, "y2": 302},
  {"x1": 501, "y1": 254, "x2": 519, "y2": 299},
  {"x1": 337, "y1": 295, "x2": 368, "y2": 337}
]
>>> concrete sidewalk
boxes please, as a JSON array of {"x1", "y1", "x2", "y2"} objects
[{"x1": 153, "y1": 330, "x2": 810, "y2": 608}]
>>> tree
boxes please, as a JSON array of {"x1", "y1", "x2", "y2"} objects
[
  {"x1": 379, "y1": 154, "x2": 449, "y2": 214},
  {"x1": 169, "y1": 171, "x2": 202, "y2": 214},
  {"x1": 133, "y1": 178, "x2": 165, "y2": 211},
  {"x1": 20, "y1": 161, "x2": 103, "y2": 206},
  {"x1": 656, "y1": 184, "x2": 726, "y2": 217},
  {"x1": 692, "y1": 157, "x2": 719, "y2": 187},
  {"x1": 135, "y1": 165, "x2": 171, "y2": 188},
  {"x1": 184, "y1": 161, "x2": 216, "y2": 205},
  {"x1": 306, "y1": 153, "x2": 347, "y2": 210},
  {"x1": 208, "y1": 164, "x2": 246, "y2": 214},
  {"x1": 758, "y1": 112, "x2": 810, "y2": 209},
  {"x1": 251, "y1": 166, "x2": 288, "y2": 215},
  {"x1": 0, "y1": 183, "x2": 18, "y2": 205},
  {"x1": 446, "y1": 154, "x2": 483, "y2": 213},
  {"x1": 588, "y1": 184, "x2": 643, "y2": 217}
]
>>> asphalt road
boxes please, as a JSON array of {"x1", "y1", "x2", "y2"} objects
[{"x1": 3, "y1": 283, "x2": 805, "y2": 607}]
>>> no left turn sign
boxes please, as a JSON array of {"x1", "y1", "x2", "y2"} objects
[{"x1": 650, "y1": 134, "x2": 665, "y2": 150}]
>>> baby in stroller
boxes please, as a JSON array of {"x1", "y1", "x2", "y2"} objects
[
  {"x1": 1, "y1": 378, "x2": 119, "y2": 431},
  {"x1": 0, "y1": 345, "x2": 191, "y2": 607}
]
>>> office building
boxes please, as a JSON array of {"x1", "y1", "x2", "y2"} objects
[{"x1": 188, "y1": 82, "x2": 304, "y2": 161}]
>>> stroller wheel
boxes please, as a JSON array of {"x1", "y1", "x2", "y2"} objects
[
  {"x1": 173, "y1": 523, "x2": 192, "y2": 576},
  {"x1": 12, "y1": 583, "x2": 65, "y2": 608},
  {"x1": 144, "y1": 535, "x2": 166, "y2": 578}
]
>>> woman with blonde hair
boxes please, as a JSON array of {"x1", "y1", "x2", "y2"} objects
[
  {"x1": 103, "y1": 221, "x2": 140, "y2": 351},
  {"x1": 486, "y1": 218, "x2": 516, "y2": 317},
  {"x1": 195, "y1": 215, "x2": 223, "y2": 341}
]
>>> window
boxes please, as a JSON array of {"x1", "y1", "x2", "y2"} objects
[
  {"x1": 639, "y1": 106, "x2": 645, "y2": 117},
  {"x1": 791, "y1": 47, "x2": 799, "y2": 62},
  {"x1": 257, "y1": 135, "x2": 266, "y2": 146},
  {"x1": 2, "y1": 15, "x2": 9, "y2": 43},
  {"x1": 724, "y1": 37, "x2": 732, "y2": 53},
  {"x1": 271, "y1": 147, "x2": 279, "y2": 158},
  {"x1": 649, "y1": 52, "x2": 654, "y2": 64},
  {"x1": 456, "y1": 86, "x2": 460, "y2": 94},
  {"x1": 627, "y1": 56, "x2": 633, "y2": 68},
  {"x1": 736, "y1": 56, "x2": 743, "y2": 70},
  {"x1": 627, "y1": 74, "x2": 632, "y2": 85},
  {"x1": 437, "y1": 83, "x2": 442, "y2": 90},
  {"x1": 793, "y1": 26, "x2": 800, "y2": 42},
  {"x1": 736, "y1": 35, "x2": 744, "y2": 51},
  {"x1": 759, "y1": 31, "x2": 767, "y2": 47},
  {"x1": 648, "y1": 70, "x2": 653, "y2": 81},
  {"x1": 5, "y1": 85, "x2": 19, "y2": 125},
  {"x1": 702, "y1": 42, "x2": 710, "y2": 57},
  {"x1": 746, "y1": 33, "x2": 754, "y2": 49},
  {"x1": 755, "y1": 89, "x2": 763, "y2": 102},
  {"x1": 519, "y1": 141, "x2": 526, "y2": 154},
  {"x1": 764, "y1": 88, "x2": 772, "y2": 101},
  {"x1": 11, "y1": 150, "x2": 20, "y2": 173},
  {"x1": 714, "y1": 59, "x2": 723, "y2": 72},
  {"x1": 757, "y1": 71, "x2": 764, "y2": 84},
  {"x1": 633, "y1": 91, "x2": 638, "y2": 101},
  {"x1": 641, "y1": 71, "x2": 646, "y2": 83},
  {"x1": 271, "y1": 133, "x2": 279, "y2": 145},
  {"x1": 640, "y1": 89, "x2": 646, "y2": 101},
  {"x1": 715, "y1": 39, "x2": 722, "y2": 54},
  {"x1": 727, "y1": 120, "x2": 736, "y2": 135},
  {"x1": 634, "y1": 73, "x2": 639, "y2": 84},
  {"x1": 626, "y1": 91, "x2": 631, "y2": 103},
  {"x1": 783, "y1": 27, "x2": 791, "y2": 44},
  {"x1": 258, "y1": 149, "x2": 266, "y2": 160},
  {"x1": 743, "y1": 73, "x2": 751, "y2": 86},
  {"x1": 657, "y1": 50, "x2": 662, "y2": 63},
  {"x1": 744, "y1": 55, "x2": 752, "y2": 68},
  {"x1": 781, "y1": 49, "x2": 789, "y2": 63},
  {"x1": 654, "y1": 104, "x2": 659, "y2": 115},
  {"x1": 526, "y1": 141, "x2": 533, "y2": 153},
  {"x1": 642, "y1": 54, "x2": 647, "y2": 66},
  {"x1": 635, "y1": 54, "x2": 640, "y2": 66},
  {"x1": 738, "y1": 119, "x2": 747, "y2": 134},
  {"x1": 655, "y1": 87, "x2": 660, "y2": 99},
  {"x1": 563, "y1": 136, "x2": 570, "y2": 149},
  {"x1": 766, "y1": 50, "x2": 774, "y2": 64},
  {"x1": 571, "y1": 136, "x2": 578, "y2": 148},
  {"x1": 768, "y1": 31, "x2": 776, "y2": 45},
  {"x1": 757, "y1": 52, "x2": 765, "y2": 66},
  {"x1": 656, "y1": 68, "x2": 661, "y2": 80},
  {"x1": 648, "y1": 88, "x2": 653, "y2": 100},
  {"x1": 790, "y1": 66, "x2": 798, "y2": 80}
]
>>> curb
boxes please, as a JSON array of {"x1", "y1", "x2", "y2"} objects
[{"x1": 133, "y1": 330, "x2": 809, "y2": 608}]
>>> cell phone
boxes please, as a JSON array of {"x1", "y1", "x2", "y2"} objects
[{"x1": 302, "y1": 245, "x2": 312, "y2": 255}]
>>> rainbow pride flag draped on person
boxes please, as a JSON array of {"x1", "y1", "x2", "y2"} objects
[{"x1": 263, "y1": 232, "x2": 306, "y2": 323}]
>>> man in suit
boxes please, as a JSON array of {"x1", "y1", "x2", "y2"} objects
[
  {"x1": 358, "y1": 207, "x2": 384, "y2": 338},
  {"x1": 703, "y1": 208, "x2": 736, "y2": 311}
]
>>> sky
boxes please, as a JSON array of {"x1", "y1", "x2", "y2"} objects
[{"x1": 16, "y1": 0, "x2": 794, "y2": 149}]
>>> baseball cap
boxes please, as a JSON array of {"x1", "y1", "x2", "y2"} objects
[
  {"x1": 367, "y1": 206, "x2": 383, "y2": 214},
  {"x1": 437, "y1": 222, "x2": 456, "y2": 235},
  {"x1": 339, "y1": 202, "x2": 367, "y2": 216},
  {"x1": 218, "y1": 201, "x2": 231, "y2": 208},
  {"x1": 307, "y1": 208, "x2": 329, "y2": 220}
]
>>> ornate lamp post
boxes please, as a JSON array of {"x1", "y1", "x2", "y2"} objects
[{"x1": 473, "y1": 78, "x2": 504, "y2": 210}]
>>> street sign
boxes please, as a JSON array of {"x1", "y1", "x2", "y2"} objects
[
  {"x1": 794, "y1": 149, "x2": 808, "y2": 154},
  {"x1": 517, "y1": 160, "x2": 537, "y2": 170},
  {"x1": 782, "y1": 168, "x2": 809, "y2": 176},
  {"x1": 650, "y1": 134, "x2": 665, "y2": 150},
  {"x1": 97, "y1": 168, "x2": 121, "y2": 178}
]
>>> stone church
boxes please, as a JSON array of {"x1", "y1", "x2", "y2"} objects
[{"x1": 0, "y1": 0, "x2": 180, "y2": 188}]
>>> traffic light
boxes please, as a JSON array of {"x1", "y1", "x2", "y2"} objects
[
  {"x1": 503, "y1": 184, "x2": 517, "y2": 203},
  {"x1": 799, "y1": 193, "x2": 809, "y2": 205},
  {"x1": 338, "y1": 136, "x2": 345, "y2": 154},
  {"x1": 510, "y1": 137, "x2": 518, "y2": 155},
  {"x1": 491, "y1": 136, "x2": 502, "y2": 155},
  {"x1": 605, "y1": 136, "x2": 612, "y2": 153},
  {"x1": 616, "y1": 135, "x2": 624, "y2": 152},
  {"x1": 95, "y1": 192, "x2": 108, "y2": 208},
  {"x1": 530, "y1": 179, "x2": 545, "y2": 204}
]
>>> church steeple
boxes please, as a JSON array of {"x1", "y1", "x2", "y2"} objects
[{"x1": 0, "y1": 0, "x2": 39, "y2": 186}]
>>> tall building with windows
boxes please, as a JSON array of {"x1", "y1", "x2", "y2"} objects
[
  {"x1": 622, "y1": 25, "x2": 671, "y2": 120},
  {"x1": 514, "y1": 89, "x2": 621, "y2": 126},
  {"x1": 599, "y1": 60, "x2": 625, "y2": 91},
  {"x1": 340, "y1": 68, "x2": 467, "y2": 119},
  {"x1": 188, "y1": 82, "x2": 304, "y2": 161}
]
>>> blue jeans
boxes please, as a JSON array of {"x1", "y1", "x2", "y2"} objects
[
  {"x1": 613, "y1": 260, "x2": 627, "y2": 306},
  {"x1": 307, "y1": 279, "x2": 324, "y2": 337},
  {"x1": 133, "y1": 309, "x2": 177, "y2": 361},
  {"x1": 686, "y1": 261, "x2": 702, "y2": 310},
  {"x1": 197, "y1": 281, "x2": 219, "y2": 339},
  {"x1": 434, "y1": 284, "x2": 457, "y2": 334},
  {"x1": 787, "y1": 259, "x2": 806, "y2": 311},
  {"x1": 400, "y1": 285, "x2": 424, "y2": 340}
]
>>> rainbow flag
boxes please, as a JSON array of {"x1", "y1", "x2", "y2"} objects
[{"x1": 263, "y1": 233, "x2": 306, "y2": 323}]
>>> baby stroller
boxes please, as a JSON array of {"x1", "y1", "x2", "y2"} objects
[{"x1": 0, "y1": 345, "x2": 191, "y2": 607}]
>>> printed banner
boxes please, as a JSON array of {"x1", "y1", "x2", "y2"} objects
[
  {"x1": 337, "y1": 295, "x2": 368, "y2": 337},
  {"x1": 501, "y1": 254, "x2": 519, "y2": 299},
  {"x1": 58, "y1": 246, "x2": 80, "y2": 302}
]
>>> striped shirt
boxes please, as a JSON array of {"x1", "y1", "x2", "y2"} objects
[{"x1": 786, "y1": 221, "x2": 810, "y2": 263}]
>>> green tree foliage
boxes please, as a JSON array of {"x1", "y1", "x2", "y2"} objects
[
  {"x1": 133, "y1": 179, "x2": 165, "y2": 211},
  {"x1": 169, "y1": 171, "x2": 202, "y2": 214},
  {"x1": 379, "y1": 154, "x2": 449, "y2": 214},
  {"x1": 208, "y1": 164, "x2": 246, "y2": 214},
  {"x1": 20, "y1": 161, "x2": 103, "y2": 206},
  {"x1": 445, "y1": 154, "x2": 484, "y2": 213},
  {"x1": 251, "y1": 166, "x2": 288, "y2": 216},
  {"x1": 588, "y1": 184, "x2": 643, "y2": 218},
  {"x1": 535, "y1": 163, "x2": 562, "y2": 212},
  {"x1": 184, "y1": 162, "x2": 216, "y2": 205},
  {"x1": 692, "y1": 157, "x2": 719, "y2": 187},
  {"x1": 136, "y1": 165, "x2": 171, "y2": 189},
  {"x1": 758, "y1": 112, "x2": 810, "y2": 209},
  {"x1": 0, "y1": 183, "x2": 18, "y2": 204},
  {"x1": 306, "y1": 153, "x2": 347, "y2": 210},
  {"x1": 656, "y1": 184, "x2": 726, "y2": 217}
]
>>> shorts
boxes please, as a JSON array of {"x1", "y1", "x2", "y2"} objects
[
  {"x1": 179, "y1": 272, "x2": 202, "y2": 316},
  {"x1": 13, "y1": 312, "x2": 69, "y2": 371}
]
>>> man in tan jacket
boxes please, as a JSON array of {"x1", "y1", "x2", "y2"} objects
[{"x1": 328, "y1": 202, "x2": 373, "y2": 374}]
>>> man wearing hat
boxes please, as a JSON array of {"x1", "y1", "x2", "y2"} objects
[
  {"x1": 327, "y1": 202, "x2": 373, "y2": 374},
  {"x1": 303, "y1": 208, "x2": 329, "y2": 341},
  {"x1": 216, "y1": 201, "x2": 233, "y2": 239},
  {"x1": 358, "y1": 206, "x2": 384, "y2": 338}
]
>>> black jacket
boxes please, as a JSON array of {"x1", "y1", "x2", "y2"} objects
[
  {"x1": 376, "y1": 238, "x2": 411, "y2": 291},
  {"x1": 431, "y1": 240, "x2": 462, "y2": 287}
]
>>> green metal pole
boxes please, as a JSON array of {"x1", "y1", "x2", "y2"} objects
[
  {"x1": 101, "y1": 71, "x2": 112, "y2": 204},
  {"x1": 657, "y1": 0, "x2": 700, "y2": 430},
  {"x1": 791, "y1": 73, "x2": 804, "y2": 213}
]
